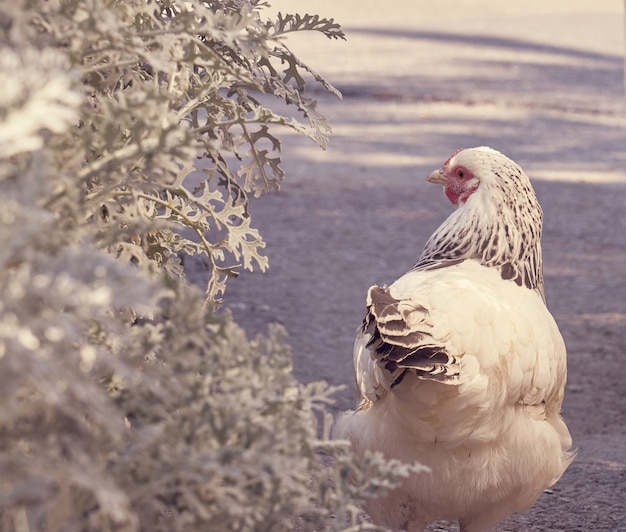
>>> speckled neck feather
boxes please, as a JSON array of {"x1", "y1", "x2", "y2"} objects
[{"x1": 413, "y1": 151, "x2": 545, "y2": 299}]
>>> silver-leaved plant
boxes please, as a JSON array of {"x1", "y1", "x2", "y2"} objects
[{"x1": 0, "y1": 1, "x2": 424, "y2": 530}]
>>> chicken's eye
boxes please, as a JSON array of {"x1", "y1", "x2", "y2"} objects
[{"x1": 454, "y1": 166, "x2": 472, "y2": 181}]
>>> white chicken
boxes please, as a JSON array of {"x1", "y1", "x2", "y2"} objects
[{"x1": 334, "y1": 147, "x2": 574, "y2": 532}]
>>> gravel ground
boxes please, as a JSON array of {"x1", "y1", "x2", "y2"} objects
[{"x1": 190, "y1": 2, "x2": 626, "y2": 530}]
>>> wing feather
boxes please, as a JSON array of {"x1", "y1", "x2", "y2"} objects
[{"x1": 354, "y1": 282, "x2": 462, "y2": 404}]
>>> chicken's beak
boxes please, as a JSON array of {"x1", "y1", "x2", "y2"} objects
[{"x1": 427, "y1": 169, "x2": 448, "y2": 185}]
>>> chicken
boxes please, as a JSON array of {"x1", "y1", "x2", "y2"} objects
[{"x1": 333, "y1": 147, "x2": 574, "y2": 532}]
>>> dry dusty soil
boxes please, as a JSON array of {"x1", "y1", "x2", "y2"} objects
[{"x1": 189, "y1": 2, "x2": 626, "y2": 530}]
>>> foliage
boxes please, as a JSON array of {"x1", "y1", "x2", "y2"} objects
[
  {"x1": 0, "y1": 0, "x2": 424, "y2": 530},
  {"x1": 5, "y1": 0, "x2": 344, "y2": 307}
]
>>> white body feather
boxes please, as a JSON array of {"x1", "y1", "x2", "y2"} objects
[{"x1": 334, "y1": 260, "x2": 572, "y2": 531}]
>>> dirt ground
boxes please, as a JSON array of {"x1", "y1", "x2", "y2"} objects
[{"x1": 189, "y1": 2, "x2": 626, "y2": 530}]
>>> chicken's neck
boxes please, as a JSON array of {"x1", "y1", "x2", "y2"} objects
[{"x1": 413, "y1": 189, "x2": 545, "y2": 299}]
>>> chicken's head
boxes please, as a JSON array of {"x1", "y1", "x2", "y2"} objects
[{"x1": 427, "y1": 148, "x2": 481, "y2": 206}]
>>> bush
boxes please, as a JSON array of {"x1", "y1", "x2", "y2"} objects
[{"x1": 0, "y1": 1, "x2": 423, "y2": 530}]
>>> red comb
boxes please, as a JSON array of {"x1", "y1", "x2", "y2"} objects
[{"x1": 443, "y1": 148, "x2": 464, "y2": 167}]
